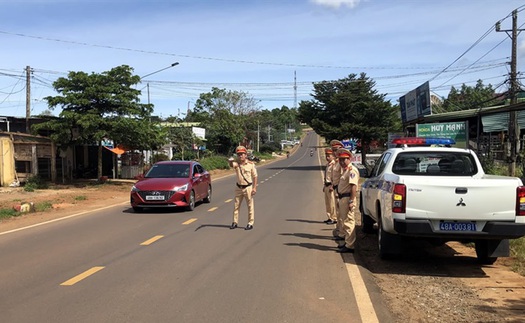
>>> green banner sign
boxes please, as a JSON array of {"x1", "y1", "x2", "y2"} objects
[{"x1": 416, "y1": 122, "x2": 468, "y2": 148}]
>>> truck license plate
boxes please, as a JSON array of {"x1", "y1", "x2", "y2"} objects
[
  {"x1": 146, "y1": 195, "x2": 165, "y2": 201},
  {"x1": 439, "y1": 221, "x2": 476, "y2": 231}
]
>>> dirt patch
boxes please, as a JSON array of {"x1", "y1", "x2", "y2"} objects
[
  {"x1": 0, "y1": 181, "x2": 132, "y2": 232},
  {"x1": 356, "y1": 223, "x2": 525, "y2": 322}
]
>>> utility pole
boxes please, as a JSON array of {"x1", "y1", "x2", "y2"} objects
[
  {"x1": 496, "y1": 9, "x2": 524, "y2": 176},
  {"x1": 26, "y1": 66, "x2": 31, "y2": 133},
  {"x1": 293, "y1": 71, "x2": 297, "y2": 109},
  {"x1": 257, "y1": 121, "x2": 260, "y2": 152}
]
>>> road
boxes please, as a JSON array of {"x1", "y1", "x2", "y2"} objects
[{"x1": 0, "y1": 132, "x2": 394, "y2": 323}]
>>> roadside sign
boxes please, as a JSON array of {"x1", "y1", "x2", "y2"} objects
[{"x1": 416, "y1": 122, "x2": 468, "y2": 148}]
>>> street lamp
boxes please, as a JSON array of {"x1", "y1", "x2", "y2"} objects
[{"x1": 140, "y1": 62, "x2": 179, "y2": 104}]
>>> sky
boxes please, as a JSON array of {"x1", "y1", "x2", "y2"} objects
[{"x1": 1, "y1": 0, "x2": 525, "y2": 119}]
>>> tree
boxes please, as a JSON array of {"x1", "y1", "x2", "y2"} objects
[
  {"x1": 32, "y1": 65, "x2": 166, "y2": 179},
  {"x1": 440, "y1": 80, "x2": 499, "y2": 112},
  {"x1": 168, "y1": 126, "x2": 194, "y2": 160},
  {"x1": 298, "y1": 73, "x2": 400, "y2": 165},
  {"x1": 189, "y1": 87, "x2": 260, "y2": 155}
]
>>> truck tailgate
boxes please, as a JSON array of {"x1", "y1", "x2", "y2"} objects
[{"x1": 404, "y1": 176, "x2": 520, "y2": 221}]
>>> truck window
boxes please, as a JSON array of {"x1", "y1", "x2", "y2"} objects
[
  {"x1": 392, "y1": 152, "x2": 477, "y2": 176},
  {"x1": 371, "y1": 152, "x2": 392, "y2": 177}
]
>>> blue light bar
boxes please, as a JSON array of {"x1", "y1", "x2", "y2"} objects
[{"x1": 424, "y1": 138, "x2": 456, "y2": 145}]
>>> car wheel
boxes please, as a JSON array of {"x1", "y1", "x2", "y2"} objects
[
  {"x1": 203, "y1": 185, "x2": 212, "y2": 203},
  {"x1": 133, "y1": 206, "x2": 143, "y2": 213},
  {"x1": 360, "y1": 195, "x2": 374, "y2": 233},
  {"x1": 377, "y1": 206, "x2": 400, "y2": 260},
  {"x1": 475, "y1": 240, "x2": 498, "y2": 265},
  {"x1": 186, "y1": 191, "x2": 195, "y2": 211}
]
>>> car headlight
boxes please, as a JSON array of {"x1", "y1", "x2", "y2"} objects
[
  {"x1": 131, "y1": 185, "x2": 140, "y2": 192},
  {"x1": 174, "y1": 183, "x2": 189, "y2": 192}
]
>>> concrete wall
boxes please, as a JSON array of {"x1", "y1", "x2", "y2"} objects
[{"x1": 0, "y1": 137, "x2": 16, "y2": 186}]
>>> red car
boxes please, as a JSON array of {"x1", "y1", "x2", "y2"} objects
[{"x1": 130, "y1": 160, "x2": 212, "y2": 212}]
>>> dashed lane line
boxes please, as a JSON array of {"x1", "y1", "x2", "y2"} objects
[
  {"x1": 60, "y1": 266, "x2": 105, "y2": 286},
  {"x1": 182, "y1": 218, "x2": 197, "y2": 225},
  {"x1": 140, "y1": 235, "x2": 164, "y2": 246}
]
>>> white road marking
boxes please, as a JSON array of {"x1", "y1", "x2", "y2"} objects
[{"x1": 344, "y1": 254, "x2": 379, "y2": 322}]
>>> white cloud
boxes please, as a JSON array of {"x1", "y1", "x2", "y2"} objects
[{"x1": 310, "y1": 0, "x2": 362, "y2": 9}]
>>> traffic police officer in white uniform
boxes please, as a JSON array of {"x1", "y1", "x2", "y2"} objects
[
  {"x1": 228, "y1": 146, "x2": 258, "y2": 230},
  {"x1": 330, "y1": 140, "x2": 345, "y2": 239},
  {"x1": 335, "y1": 148, "x2": 360, "y2": 253},
  {"x1": 323, "y1": 147, "x2": 337, "y2": 224}
]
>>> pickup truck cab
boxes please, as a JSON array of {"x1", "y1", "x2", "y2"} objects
[{"x1": 360, "y1": 137, "x2": 525, "y2": 264}]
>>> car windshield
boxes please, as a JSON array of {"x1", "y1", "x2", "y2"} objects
[
  {"x1": 391, "y1": 151, "x2": 478, "y2": 176},
  {"x1": 145, "y1": 164, "x2": 190, "y2": 178}
]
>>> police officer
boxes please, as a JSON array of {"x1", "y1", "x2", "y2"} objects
[
  {"x1": 323, "y1": 147, "x2": 337, "y2": 224},
  {"x1": 228, "y1": 146, "x2": 258, "y2": 230},
  {"x1": 329, "y1": 140, "x2": 345, "y2": 240},
  {"x1": 335, "y1": 148, "x2": 360, "y2": 253}
]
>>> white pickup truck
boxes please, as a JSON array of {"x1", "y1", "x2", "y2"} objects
[{"x1": 360, "y1": 137, "x2": 525, "y2": 264}]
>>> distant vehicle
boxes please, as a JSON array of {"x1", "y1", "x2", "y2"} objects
[
  {"x1": 130, "y1": 160, "x2": 211, "y2": 212},
  {"x1": 310, "y1": 149, "x2": 314, "y2": 156}
]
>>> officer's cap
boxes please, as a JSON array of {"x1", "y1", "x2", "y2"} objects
[
  {"x1": 330, "y1": 140, "x2": 343, "y2": 148},
  {"x1": 325, "y1": 148, "x2": 333, "y2": 154},
  {"x1": 236, "y1": 146, "x2": 247, "y2": 154},
  {"x1": 338, "y1": 148, "x2": 352, "y2": 159}
]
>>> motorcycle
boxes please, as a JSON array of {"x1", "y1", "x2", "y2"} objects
[{"x1": 247, "y1": 154, "x2": 261, "y2": 162}]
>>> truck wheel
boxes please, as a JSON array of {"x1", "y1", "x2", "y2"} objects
[
  {"x1": 475, "y1": 240, "x2": 498, "y2": 265},
  {"x1": 360, "y1": 195, "x2": 374, "y2": 233},
  {"x1": 378, "y1": 210, "x2": 401, "y2": 259}
]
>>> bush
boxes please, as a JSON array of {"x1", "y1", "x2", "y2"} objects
[
  {"x1": 260, "y1": 142, "x2": 282, "y2": 154},
  {"x1": 200, "y1": 155, "x2": 230, "y2": 170},
  {"x1": 24, "y1": 176, "x2": 48, "y2": 192},
  {"x1": 24, "y1": 182, "x2": 37, "y2": 192}
]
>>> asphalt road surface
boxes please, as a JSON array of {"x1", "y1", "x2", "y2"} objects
[{"x1": 0, "y1": 133, "x2": 394, "y2": 323}]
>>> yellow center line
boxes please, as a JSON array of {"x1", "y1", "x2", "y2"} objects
[
  {"x1": 140, "y1": 235, "x2": 164, "y2": 245},
  {"x1": 208, "y1": 207, "x2": 218, "y2": 212},
  {"x1": 225, "y1": 199, "x2": 233, "y2": 203},
  {"x1": 183, "y1": 218, "x2": 197, "y2": 225},
  {"x1": 60, "y1": 266, "x2": 105, "y2": 286}
]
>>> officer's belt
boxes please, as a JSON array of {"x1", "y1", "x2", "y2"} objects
[
  {"x1": 338, "y1": 193, "x2": 351, "y2": 199},
  {"x1": 324, "y1": 182, "x2": 332, "y2": 187},
  {"x1": 236, "y1": 183, "x2": 252, "y2": 189}
]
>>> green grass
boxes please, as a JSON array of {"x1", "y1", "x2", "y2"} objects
[
  {"x1": 74, "y1": 195, "x2": 87, "y2": 201},
  {"x1": 510, "y1": 237, "x2": 525, "y2": 275},
  {"x1": 0, "y1": 208, "x2": 19, "y2": 219},
  {"x1": 34, "y1": 201, "x2": 53, "y2": 212}
]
